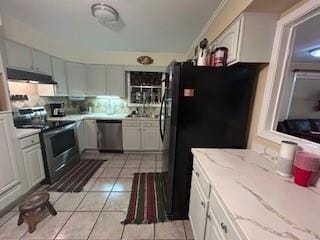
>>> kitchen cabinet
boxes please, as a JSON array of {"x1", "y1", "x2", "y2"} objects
[
  {"x1": 216, "y1": 18, "x2": 241, "y2": 64},
  {"x1": 0, "y1": 112, "x2": 25, "y2": 211},
  {"x1": 205, "y1": 209, "x2": 224, "y2": 240},
  {"x1": 214, "y1": 12, "x2": 278, "y2": 65},
  {"x1": 32, "y1": 49, "x2": 52, "y2": 75},
  {"x1": 189, "y1": 174, "x2": 209, "y2": 240},
  {"x1": 123, "y1": 127, "x2": 141, "y2": 151},
  {"x1": 22, "y1": 143, "x2": 45, "y2": 188},
  {"x1": 4, "y1": 40, "x2": 33, "y2": 71},
  {"x1": 66, "y1": 62, "x2": 87, "y2": 96},
  {"x1": 107, "y1": 65, "x2": 125, "y2": 97},
  {"x1": 190, "y1": 156, "x2": 242, "y2": 240},
  {"x1": 122, "y1": 120, "x2": 162, "y2": 151},
  {"x1": 84, "y1": 120, "x2": 97, "y2": 149},
  {"x1": 86, "y1": 64, "x2": 107, "y2": 95},
  {"x1": 51, "y1": 56, "x2": 68, "y2": 96},
  {"x1": 142, "y1": 128, "x2": 161, "y2": 150},
  {"x1": 19, "y1": 134, "x2": 45, "y2": 189},
  {"x1": 76, "y1": 120, "x2": 86, "y2": 153}
]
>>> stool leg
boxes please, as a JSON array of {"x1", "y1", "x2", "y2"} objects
[
  {"x1": 27, "y1": 211, "x2": 36, "y2": 233},
  {"x1": 46, "y1": 201, "x2": 57, "y2": 216},
  {"x1": 17, "y1": 212, "x2": 23, "y2": 226}
]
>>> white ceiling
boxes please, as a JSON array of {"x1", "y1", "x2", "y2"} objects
[
  {"x1": 292, "y1": 14, "x2": 320, "y2": 63},
  {"x1": 0, "y1": 0, "x2": 222, "y2": 53}
]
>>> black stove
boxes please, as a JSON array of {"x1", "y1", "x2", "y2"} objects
[
  {"x1": 13, "y1": 107, "x2": 80, "y2": 184},
  {"x1": 19, "y1": 120, "x2": 76, "y2": 132}
]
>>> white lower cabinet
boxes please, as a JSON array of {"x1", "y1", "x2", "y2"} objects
[
  {"x1": 189, "y1": 175, "x2": 208, "y2": 240},
  {"x1": 0, "y1": 112, "x2": 26, "y2": 211},
  {"x1": 76, "y1": 120, "x2": 85, "y2": 153},
  {"x1": 205, "y1": 209, "x2": 224, "y2": 240},
  {"x1": 22, "y1": 143, "x2": 45, "y2": 188},
  {"x1": 122, "y1": 120, "x2": 162, "y2": 151},
  {"x1": 142, "y1": 128, "x2": 161, "y2": 150},
  {"x1": 84, "y1": 120, "x2": 97, "y2": 149},
  {"x1": 189, "y1": 157, "x2": 242, "y2": 240},
  {"x1": 123, "y1": 127, "x2": 141, "y2": 150}
]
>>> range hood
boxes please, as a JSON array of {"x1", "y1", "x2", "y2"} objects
[{"x1": 6, "y1": 68, "x2": 57, "y2": 85}]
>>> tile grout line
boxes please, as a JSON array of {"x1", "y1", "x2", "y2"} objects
[{"x1": 88, "y1": 153, "x2": 128, "y2": 240}]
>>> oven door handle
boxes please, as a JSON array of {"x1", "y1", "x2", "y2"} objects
[{"x1": 43, "y1": 123, "x2": 76, "y2": 137}]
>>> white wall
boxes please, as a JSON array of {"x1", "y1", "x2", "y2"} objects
[{"x1": 2, "y1": 15, "x2": 185, "y2": 66}]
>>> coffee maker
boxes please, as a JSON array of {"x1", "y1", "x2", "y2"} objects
[{"x1": 49, "y1": 103, "x2": 66, "y2": 117}]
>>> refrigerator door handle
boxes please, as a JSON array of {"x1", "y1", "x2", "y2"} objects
[{"x1": 159, "y1": 93, "x2": 165, "y2": 142}]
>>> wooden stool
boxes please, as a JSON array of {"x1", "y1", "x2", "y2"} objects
[{"x1": 17, "y1": 192, "x2": 57, "y2": 233}]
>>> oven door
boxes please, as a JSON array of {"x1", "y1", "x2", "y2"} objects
[{"x1": 42, "y1": 123, "x2": 80, "y2": 182}]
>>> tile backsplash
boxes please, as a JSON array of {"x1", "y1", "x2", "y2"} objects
[{"x1": 8, "y1": 82, "x2": 159, "y2": 115}]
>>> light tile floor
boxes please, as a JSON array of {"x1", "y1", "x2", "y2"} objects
[{"x1": 0, "y1": 152, "x2": 194, "y2": 240}]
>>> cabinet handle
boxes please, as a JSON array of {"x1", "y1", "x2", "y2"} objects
[
  {"x1": 200, "y1": 201, "x2": 205, "y2": 208},
  {"x1": 195, "y1": 171, "x2": 200, "y2": 177},
  {"x1": 220, "y1": 222, "x2": 228, "y2": 233}
]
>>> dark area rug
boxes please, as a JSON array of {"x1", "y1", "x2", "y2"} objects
[
  {"x1": 122, "y1": 172, "x2": 168, "y2": 224},
  {"x1": 46, "y1": 160, "x2": 105, "y2": 192}
]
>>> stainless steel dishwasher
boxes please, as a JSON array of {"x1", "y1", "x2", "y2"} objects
[{"x1": 97, "y1": 120, "x2": 123, "y2": 152}]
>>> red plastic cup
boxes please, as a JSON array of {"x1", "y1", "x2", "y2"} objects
[{"x1": 294, "y1": 151, "x2": 320, "y2": 187}]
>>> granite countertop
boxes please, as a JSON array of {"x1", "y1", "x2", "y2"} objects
[
  {"x1": 47, "y1": 113, "x2": 159, "y2": 121},
  {"x1": 191, "y1": 148, "x2": 320, "y2": 240},
  {"x1": 15, "y1": 128, "x2": 41, "y2": 139}
]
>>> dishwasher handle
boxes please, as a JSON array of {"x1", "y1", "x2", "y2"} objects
[{"x1": 97, "y1": 120, "x2": 122, "y2": 124}]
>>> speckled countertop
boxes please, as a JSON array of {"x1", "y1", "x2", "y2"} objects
[{"x1": 191, "y1": 148, "x2": 320, "y2": 240}]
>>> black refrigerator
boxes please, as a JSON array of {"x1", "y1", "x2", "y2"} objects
[{"x1": 159, "y1": 61, "x2": 257, "y2": 220}]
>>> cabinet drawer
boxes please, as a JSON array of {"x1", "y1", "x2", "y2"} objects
[
  {"x1": 193, "y1": 157, "x2": 211, "y2": 198},
  {"x1": 210, "y1": 189, "x2": 242, "y2": 240},
  {"x1": 20, "y1": 134, "x2": 40, "y2": 149},
  {"x1": 142, "y1": 121, "x2": 159, "y2": 128},
  {"x1": 123, "y1": 121, "x2": 141, "y2": 127}
]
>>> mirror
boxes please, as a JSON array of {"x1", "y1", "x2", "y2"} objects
[{"x1": 275, "y1": 12, "x2": 320, "y2": 144}]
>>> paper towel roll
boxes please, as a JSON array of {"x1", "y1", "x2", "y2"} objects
[{"x1": 279, "y1": 141, "x2": 298, "y2": 160}]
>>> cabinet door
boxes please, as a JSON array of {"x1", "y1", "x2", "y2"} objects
[
  {"x1": 123, "y1": 127, "x2": 141, "y2": 150},
  {"x1": 51, "y1": 57, "x2": 68, "y2": 95},
  {"x1": 32, "y1": 49, "x2": 52, "y2": 75},
  {"x1": 0, "y1": 113, "x2": 25, "y2": 210},
  {"x1": 86, "y1": 64, "x2": 107, "y2": 95},
  {"x1": 76, "y1": 121, "x2": 85, "y2": 153},
  {"x1": 142, "y1": 128, "x2": 160, "y2": 151},
  {"x1": 205, "y1": 209, "x2": 224, "y2": 240},
  {"x1": 22, "y1": 144, "x2": 45, "y2": 188},
  {"x1": 217, "y1": 18, "x2": 241, "y2": 64},
  {"x1": 66, "y1": 62, "x2": 87, "y2": 96},
  {"x1": 189, "y1": 176, "x2": 208, "y2": 240},
  {"x1": 107, "y1": 65, "x2": 125, "y2": 97},
  {"x1": 85, "y1": 121, "x2": 97, "y2": 149},
  {"x1": 4, "y1": 40, "x2": 33, "y2": 70}
]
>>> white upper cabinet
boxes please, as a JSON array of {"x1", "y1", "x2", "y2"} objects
[
  {"x1": 66, "y1": 62, "x2": 87, "y2": 96},
  {"x1": 215, "y1": 12, "x2": 278, "y2": 65},
  {"x1": 86, "y1": 64, "x2": 107, "y2": 96},
  {"x1": 217, "y1": 18, "x2": 241, "y2": 64},
  {"x1": 51, "y1": 56, "x2": 68, "y2": 96},
  {"x1": 4, "y1": 40, "x2": 33, "y2": 71},
  {"x1": 32, "y1": 49, "x2": 52, "y2": 75},
  {"x1": 107, "y1": 65, "x2": 125, "y2": 97}
]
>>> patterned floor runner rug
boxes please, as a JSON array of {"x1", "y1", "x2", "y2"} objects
[
  {"x1": 46, "y1": 159, "x2": 105, "y2": 192},
  {"x1": 122, "y1": 172, "x2": 168, "y2": 224}
]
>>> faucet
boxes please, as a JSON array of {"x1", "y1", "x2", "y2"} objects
[{"x1": 142, "y1": 92, "x2": 147, "y2": 117}]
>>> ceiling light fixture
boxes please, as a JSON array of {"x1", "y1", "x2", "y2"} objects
[
  {"x1": 91, "y1": 3, "x2": 119, "y2": 24},
  {"x1": 309, "y1": 47, "x2": 320, "y2": 58}
]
